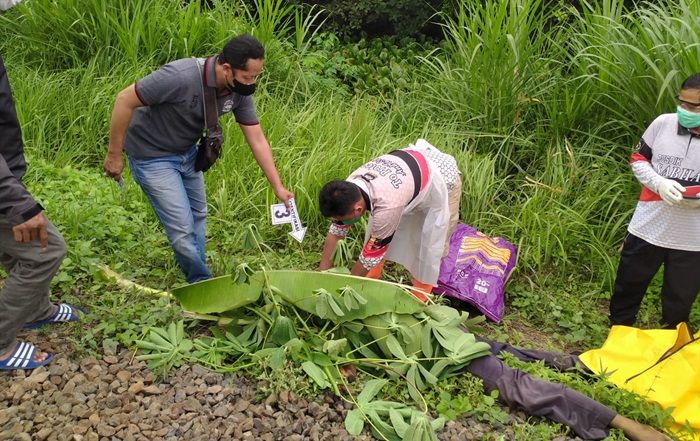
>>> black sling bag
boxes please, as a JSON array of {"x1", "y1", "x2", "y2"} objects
[{"x1": 194, "y1": 58, "x2": 223, "y2": 172}]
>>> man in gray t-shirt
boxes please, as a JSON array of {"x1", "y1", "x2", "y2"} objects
[{"x1": 103, "y1": 35, "x2": 293, "y2": 283}]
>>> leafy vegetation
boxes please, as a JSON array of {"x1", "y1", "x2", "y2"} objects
[{"x1": 1, "y1": 0, "x2": 698, "y2": 439}]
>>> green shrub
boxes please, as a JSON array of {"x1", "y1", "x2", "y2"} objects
[
  {"x1": 299, "y1": 33, "x2": 432, "y2": 97},
  {"x1": 292, "y1": 0, "x2": 444, "y2": 39}
]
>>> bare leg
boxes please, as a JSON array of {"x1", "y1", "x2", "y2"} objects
[{"x1": 609, "y1": 415, "x2": 671, "y2": 441}]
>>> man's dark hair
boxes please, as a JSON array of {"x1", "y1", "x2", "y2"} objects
[
  {"x1": 220, "y1": 35, "x2": 264, "y2": 70},
  {"x1": 319, "y1": 180, "x2": 362, "y2": 218},
  {"x1": 681, "y1": 73, "x2": 700, "y2": 91}
]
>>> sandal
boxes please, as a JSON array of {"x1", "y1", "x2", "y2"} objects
[
  {"x1": 0, "y1": 341, "x2": 53, "y2": 370},
  {"x1": 23, "y1": 303, "x2": 83, "y2": 330}
]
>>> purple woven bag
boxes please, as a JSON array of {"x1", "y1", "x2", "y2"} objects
[{"x1": 434, "y1": 223, "x2": 517, "y2": 322}]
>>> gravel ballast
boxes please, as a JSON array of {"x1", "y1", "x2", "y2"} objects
[{"x1": 0, "y1": 332, "x2": 583, "y2": 441}]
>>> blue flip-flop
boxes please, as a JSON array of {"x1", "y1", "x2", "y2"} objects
[
  {"x1": 0, "y1": 341, "x2": 53, "y2": 370},
  {"x1": 23, "y1": 303, "x2": 83, "y2": 330}
]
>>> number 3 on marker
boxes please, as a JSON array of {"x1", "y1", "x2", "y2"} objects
[{"x1": 270, "y1": 203, "x2": 292, "y2": 225}]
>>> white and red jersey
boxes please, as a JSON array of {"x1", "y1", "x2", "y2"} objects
[
  {"x1": 628, "y1": 113, "x2": 700, "y2": 251},
  {"x1": 329, "y1": 141, "x2": 459, "y2": 277}
]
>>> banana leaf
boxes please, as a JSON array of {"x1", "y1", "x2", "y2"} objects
[
  {"x1": 267, "y1": 270, "x2": 425, "y2": 322},
  {"x1": 171, "y1": 273, "x2": 264, "y2": 313},
  {"x1": 170, "y1": 270, "x2": 424, "y2": 321}
]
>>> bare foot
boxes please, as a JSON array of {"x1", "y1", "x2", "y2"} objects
[
  {"x1": 610, "y1": 415, "x2": 672, "y2": 441},
  {"x1": 0, "y1": 342, "x2": 50, "y2": 363}
]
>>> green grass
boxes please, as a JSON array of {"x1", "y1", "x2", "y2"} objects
[{"x1": 2, "y1": 0, "x2": 698, "y2": 370}]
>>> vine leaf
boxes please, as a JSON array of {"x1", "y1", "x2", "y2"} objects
[
  {"x1": 345, "y1": 409, "x2": 365, "y2": 436},
  {"x1": 301, "y1": 361, "x2": 331, "y2": 389},
  {"x1": 323, "y1": 338, "x2": 348, "y2": 357},
  {"x1": 232, "y1": 262, "x2": 255, "y2": 284},
  {"x1": 357, "y1": 379, "x2": 388, "y2": 404},
  {"x1": 313, "y1": 288, "x2": 346, "y2": 318}
]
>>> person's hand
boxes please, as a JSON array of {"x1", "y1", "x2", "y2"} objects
[
  {"x1": 12, "y1": 211, "x2": 48, "y2": 251},
  {"x1": 103, "y1": 151, "x2": 124, "y2": 182},
  {"x1": 679, "y1": 197, "x2": 700, "y2": 209},
  {"x1": 656, "y1": 178, "x2": 685, "y2": 206},
  {"x1": 274, "y1": 186, "x2": 294, "y2": 209}
]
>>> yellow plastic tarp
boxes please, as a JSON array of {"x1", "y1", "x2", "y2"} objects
[{"x1": 579, "y1": 323, "x2": 700, "y2": 440}]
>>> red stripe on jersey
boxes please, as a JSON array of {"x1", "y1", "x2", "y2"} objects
[
  {"x1": 361, "y1": 236, "x2": 389, "y2": 259},
  {"x1": 404, "y1": 149, "x2": 430, "y2": 192},
  {"x1": 630, "y1": 152, "x2": 650, "y2": 164},
  {"x1": 639, "y1": 186, "x2": 661, "y2": 202}
]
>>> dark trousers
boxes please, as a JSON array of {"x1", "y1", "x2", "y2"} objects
[
  {"x1": 0, "y1": 217, "x2": 66, "y2": 353},
  {"x1": 464, "y1": 338, "x2": 616, "y2": 440},
  {"x1": 0, "y1": 53, "x2": 23, "y2": 155},
  {"x1": 609, "y1": 233, "x2": 700, "y2": 328}
]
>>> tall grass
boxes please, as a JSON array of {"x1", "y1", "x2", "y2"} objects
[
  {"x1": 0, "y1": 0, "x2": 243, "y2": 70},
  {"x1": 2, "y1": 0, "x2": 698, "y2": 313},
  {"x1": 400, "y1": 0, "x2": 555, "y2": 156},
  {"x1": 7, "y1": 60, "x2": 150, "y2": 165}
]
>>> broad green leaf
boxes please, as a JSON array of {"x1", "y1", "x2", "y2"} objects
[
  {"x1": 328, "y1": 295, "x2": 346, "y2": 317},
  {"x1": 179, "y1": 339, "x2": 193, "y2": 352},
  {"x1": 175, "y1": 320, "x2": 184, "y2": 342},
  {"x1": 135, "y1": 340, "x2": 164, "y2": 351},
  {"x1": 421, "y1": 324, "x2": 433, "y2": 358},
  {"x1": 417, "y1": 362, "x2": 439, "y2": 386},
  {"x1": 323, "y1": 338, "x2": 347, "y2": 357},
  {"x1": 253, "y1": 347, "x2": 280, "y2": 358},
  {"x1": 301, "y1": 361, "x2": 331, "y2": 389},
  {"x1": 146, "y1": 331, "x2": 173, "y2": 350},
  {"x1": 425, "y1": 304, "x2": 462, "y2": 326},
  {"x1": 430, "y1": 416, "x2": 446, "y2": 431},
  {"x1": 241, "y1": 223, "x2": 263, "y2": 249},
  {"x1": 342, "y1": 322, "x2": 364, "y2": 333},
  {"x1": 315, "y1": 297, "x2": 330, "y2": 319},
  {"x1": 310, "y1": 351, "x2": 332, "y2": 366},
  {"x1": 367, "y1": 410, "x2": 399, "y2": 441},
  {"x1": 314, "y1": 288, "x2": 345, "y2": 318},
  {"x1": 233, "y1": 262, "x2": 255, "y2": 284},
  {"x1": 176, "y1": 269, "x2": 424, "y2": 322},
  {"x1": 432, "y1": 326, "x2": 454, "y2": 351},
  {"x1": 343, "y1": 289, "x2": 359, "y2": 310},
  {"x1": 340, "y1": 285, "x2": 368, "y2": 311},
  {"x1": 345, "y1": 409, "x2": 365, "y2": 436},
  {"x1": 151, "y1": 326, "x2": 172, "y2": 342},
  {"x1": 385, "y1": 335, "x2": 407, "y2": 359},
  {"x1": 283, "y1": 338, "x2": 304, "y2": 353},
  {"x1": 346, "y1": 331, "x2": 381, "y2": 359},
  {"x1": 171, "y1": 272, "x2": 263, "y2": 314},
  {"x1": 463, "y1": 314, "x2": 486, "y2": 329},
  {"x1": 402, "y1": 417, "x2": 424, "y2": 441},
  {"x1": 369, "y1": 400, "x2": 411, "y2": 410},
  {"x1": 388, "y1": 409, "x2": 409, "y2": 437},
  {"x1": 270, "y1": 315, "x2": 297, "y2": 345},
  {"x1": 406, "y1": 364, "x2": 423, "y2": 403},
  {"x1": 357, "y1": 379, "x2": 388, "y2": 404},
  {"x1": 269, "y1": 347, "x2": 285, "y2": 370},
  {"x1": 428, "y1": 359, "x2": 452, "y2": 379},
  {"x1": 268, "y1": 271, "x2": 424, "y2": 323}
]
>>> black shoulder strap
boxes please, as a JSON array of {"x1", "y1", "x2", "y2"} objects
[{"x1": 197, "y1": 58, "x2": 221, "y2": 135}]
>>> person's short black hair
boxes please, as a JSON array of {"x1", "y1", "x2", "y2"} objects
[
  {"x1": 319, "y1": 181, "x2": 362, "y2": 218},
  {"x1": 220, "y1": 35, "x2": 264, "y2": 70},
  {"x1": 681, "y1": 73, "x2": 700, "y2": 91}
]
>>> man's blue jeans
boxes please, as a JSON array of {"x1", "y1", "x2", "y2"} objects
[{"x1": 128, "y1": 146, "x2": 211, "y2": 283}]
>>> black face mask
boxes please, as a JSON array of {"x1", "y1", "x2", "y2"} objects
[{"x1": 228, "y1": 79, "x2": 256, "y2": 96}]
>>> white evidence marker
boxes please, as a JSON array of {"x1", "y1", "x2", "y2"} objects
[{"x1": 270, "y1": 197, "x2": 306, "y2": 243}]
